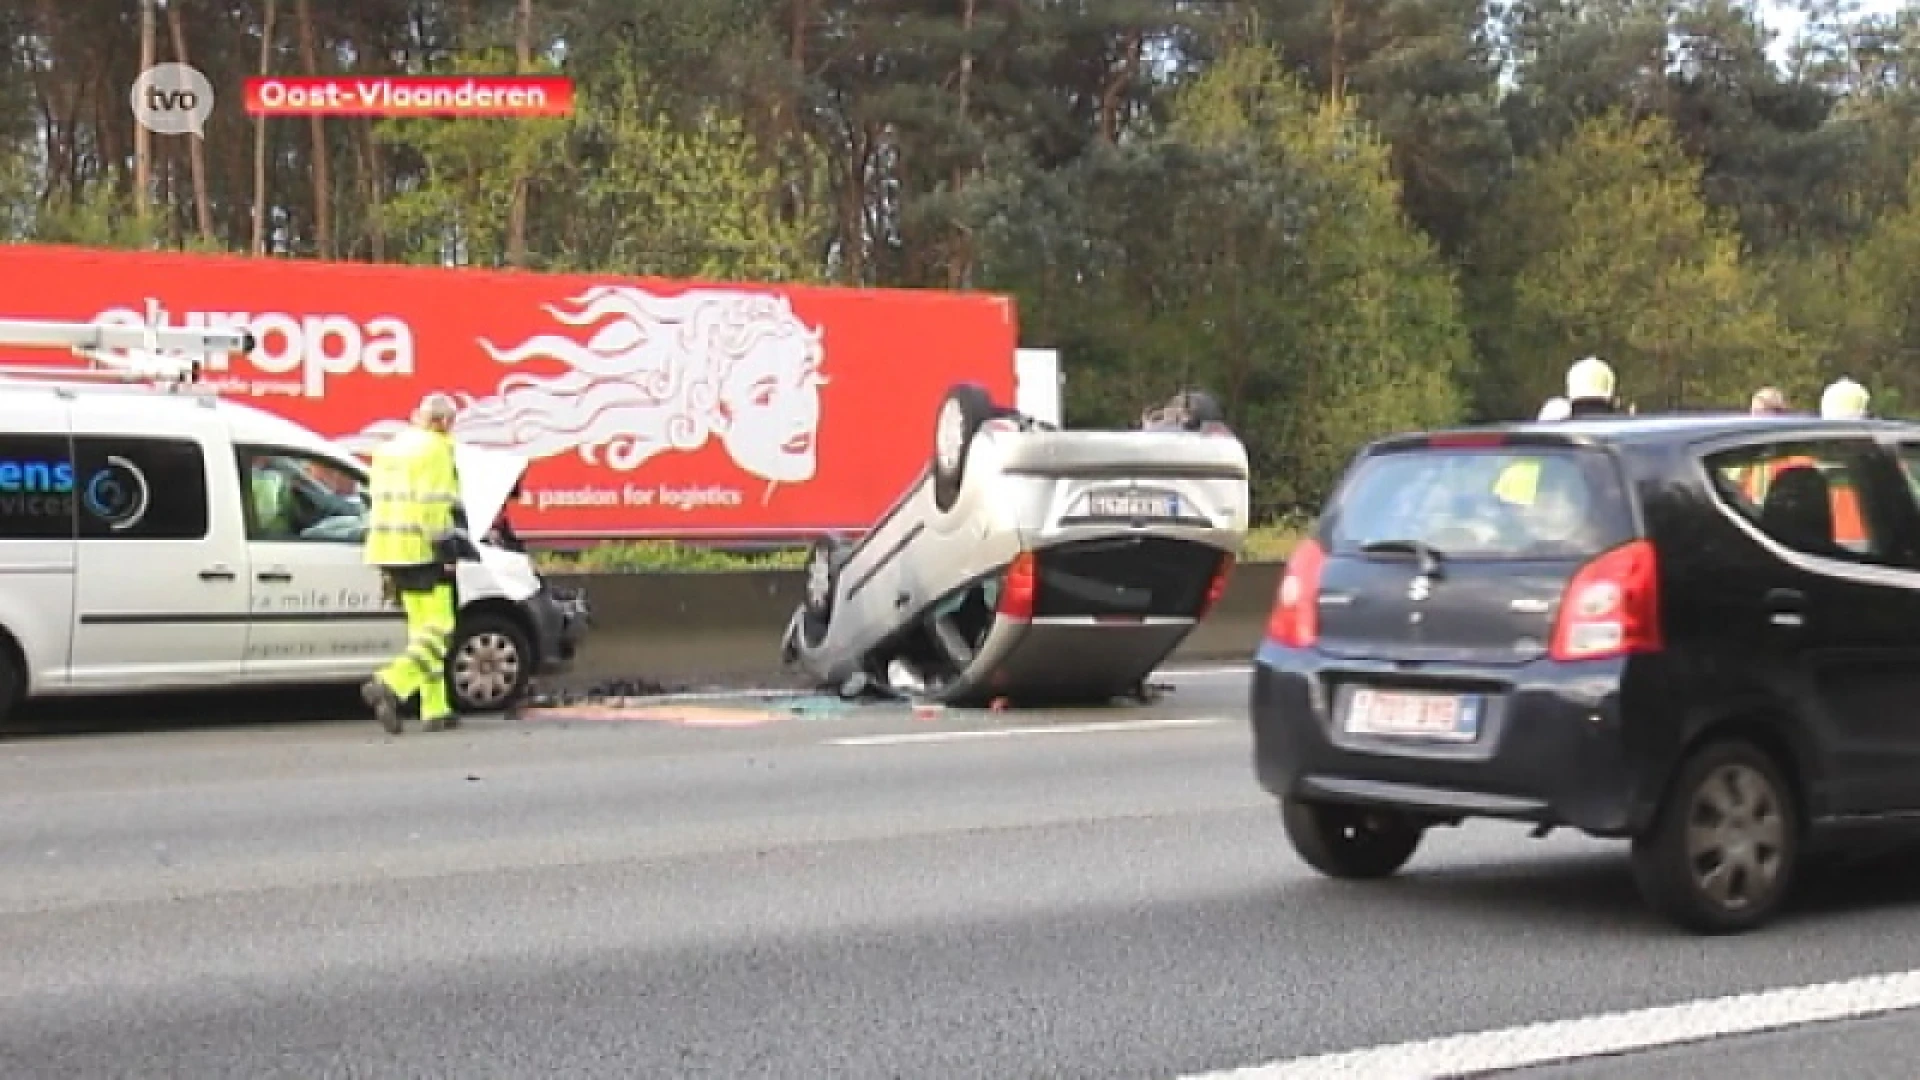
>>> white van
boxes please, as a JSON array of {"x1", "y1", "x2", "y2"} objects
[{"x1": 0, "y1": 374, "x2": 589, "y2": 724}]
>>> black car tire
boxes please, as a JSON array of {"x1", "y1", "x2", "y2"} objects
[
  {"x1": 1630, "y1": 738, "x2": 1800, "y2": 935},
  {"x1": 445, "y1": 613, "x2": 534, "y2": 715},
  {"x1": 802, "y1": 536, "x2": 844, "y2": 645},
  {"x1": 0, "y1": 645, "x2": 19, "y2": 729},
  {"x1": 932, "y1": 383, "x2": 995, "y2": 513},
  {"x1": 1281, "y1": 797, "x2": 1424, "y2": 880}
]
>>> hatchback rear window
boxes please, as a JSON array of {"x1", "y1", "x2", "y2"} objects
[{"x1": 1325, "y1": 447, "x2": 1635, "y2": 560}]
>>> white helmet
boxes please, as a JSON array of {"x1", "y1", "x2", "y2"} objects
[
  {"x1": 1537, "y1": 396, "x2": 1572, "y2": 422},
  {"x1": 1566, "y1": 356, "x2": 1616, "y2": 402},
  {"x1": 1819, "y1": 377, "x2": 1870, "y2": 420}
]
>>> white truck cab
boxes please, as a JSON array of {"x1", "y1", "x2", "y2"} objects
[{"x1": 0, "y1": 307, "x2": 588, "y2": 723}]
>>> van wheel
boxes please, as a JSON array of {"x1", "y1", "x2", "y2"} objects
[
  {"x1": 446, "y1": 613, "x2": 534, "y2": 714},
  {"x1": 1282, "y1": 798, "x2": 1424, "y2": 879},
  {"x1": 802, "y1": 536, "x2": 844, "y2": 646},
  {"x1": 932, "y1": 383, "x2": 995, "y2": 513},
  {"x1": 1631, "y1": 738, "x2": 1799, "y2": 934}
]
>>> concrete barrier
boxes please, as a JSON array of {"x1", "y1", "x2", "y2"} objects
[{"x1": 542, "y1": 562, "x2": 1279, "y2": 688}]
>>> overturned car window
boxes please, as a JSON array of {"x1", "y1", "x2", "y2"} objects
[{"x1": 1327, "y1": 448, "x2": 1633, "y2": 560}]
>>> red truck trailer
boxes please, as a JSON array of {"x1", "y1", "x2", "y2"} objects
[{"x1": 0, "y1": 245, "x2": 1020, "y2": 539}]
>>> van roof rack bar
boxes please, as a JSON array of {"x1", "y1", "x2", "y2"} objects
[{"x1": 0, "y1": 300, "x2": 255, "y2": 389}]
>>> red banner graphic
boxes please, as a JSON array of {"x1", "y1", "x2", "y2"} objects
[{"x1": 0, "y1": 245, "x2": 1019, "y2": 539}]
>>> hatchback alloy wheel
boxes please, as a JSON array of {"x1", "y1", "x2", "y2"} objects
[
  {"x1": 1631, "y1": 738, "x2": 1800, "y2": 934},
  {"x1": 1685, "y1": 762, "x2": 1787, "y2": 913}
]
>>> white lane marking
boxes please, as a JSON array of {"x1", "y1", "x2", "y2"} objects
[
  {"x1": 1178, "y1": 968, "x2": 1920, "y2": 1080},
  {"x1": 826, "y1": 715, "x2": 1229, "y2": 747},
  {"x1": 1159, "y1": 665, "x2": 1252, "y2": 678}
]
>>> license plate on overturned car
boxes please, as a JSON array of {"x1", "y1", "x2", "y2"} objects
[
  {"x1": 1343, "y1": 688, "x2": 1480, "y2": 741},
  {"x1": 1087, "y1": 490, "x2": 1181, "y2": 519}
]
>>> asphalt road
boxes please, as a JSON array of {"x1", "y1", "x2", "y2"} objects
[{"x1": 5, "y1": 671, "x2": 1920, "y2": 1079}]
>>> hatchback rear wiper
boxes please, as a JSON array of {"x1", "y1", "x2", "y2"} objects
[{"x1": 1358, "y1": 538, "x2": 1446, "y2": 576}]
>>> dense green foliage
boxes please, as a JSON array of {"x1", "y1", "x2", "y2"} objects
[{"x1": 6, "y1": 0, "x2": 1919, "y2": 518}]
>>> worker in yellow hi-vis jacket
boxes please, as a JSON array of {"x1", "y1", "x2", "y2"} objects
[{"x1": 361, "y1": 393, "x2": 465, "y2": 735}]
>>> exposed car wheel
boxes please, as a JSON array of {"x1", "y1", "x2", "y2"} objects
[
  {"x1": 1631, "y1": 738, "x2": 1799, "y2": 934},
  {"x1": 932, "y1": 383, "x2": 995, "y2": 512},
  {"x1": 802, "y1": 536, "x2": 844, "y2": 646},
  {"x1": 446, "y1": 613, "x2": 534, "y2": 714},
  {"x1": 1281, "y1": 797, "x2": 1424, "y2": 880},
  {"x1": 0, "y1": 645, "x2": 19, "y2": 728}
]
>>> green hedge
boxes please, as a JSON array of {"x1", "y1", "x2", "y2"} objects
[{"x1": 534, "y1": 523, "x2": 1303, "y2": 574}]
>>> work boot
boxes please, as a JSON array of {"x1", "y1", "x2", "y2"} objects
[
  {"x1": 422, "y1": 714, "x2": 460, "y2": 733},
  {"x1": 361, "y1": 679, "x2": 403, "y2": 736}
]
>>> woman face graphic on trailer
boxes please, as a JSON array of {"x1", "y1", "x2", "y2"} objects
[{"x1": 449, "y1": 285, "x2": 829, "y2": 489}]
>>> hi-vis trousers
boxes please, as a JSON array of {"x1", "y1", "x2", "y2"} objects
[{"x1": 377, "y1": 575, "x2": 456, "y2": 722}]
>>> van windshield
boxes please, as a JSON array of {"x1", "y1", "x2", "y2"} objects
[{"x1": 1326, "y1": 447, "x2": 1634, "y2": 561}]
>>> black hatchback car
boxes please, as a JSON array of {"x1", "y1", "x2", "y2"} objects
[{"x1": 1252, "y1": 414, "x2": 1920, "y2": 933}]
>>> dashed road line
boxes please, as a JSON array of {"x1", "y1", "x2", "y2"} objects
[
  {"x1": 1160, "y1": 665, "x2": 1252, "y2": 678},
  {"x1": 825, "y1": 715, "x2": 1230, "y2": 747},
  {"x1": 1178, "y1": 969, "x2": 1920, "y2": 1079}
]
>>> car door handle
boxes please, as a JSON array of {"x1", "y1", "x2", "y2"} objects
[
  {"x1": 1765, "y1": 588, "x2": 1805, "y2": 627},
  {"x1": 198, "y1": 565, "x2": 236, "y2": 582},
  {"x1": 257, "y1": 569, "x2": 294, "y2": 583}
]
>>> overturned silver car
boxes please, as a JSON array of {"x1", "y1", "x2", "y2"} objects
[{"x1": 781, "y1": 384, "x2": 1252, "y2": 705}]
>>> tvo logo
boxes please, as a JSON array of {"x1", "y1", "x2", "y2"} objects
[{"x1": 131, "y1": 63, "x2": 215, "y2": 137}]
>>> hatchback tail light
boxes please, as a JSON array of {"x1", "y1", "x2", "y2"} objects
[
  {"x1": 997, "y1": 551, "x2": 1038, "y2": 620},
  {"x1": 1198, "y1": 556, "x2": 1235, "y2": 618},
  {"x1": 1265, "y1": 538, "x2": 1325, "y2": 648},
  {"x1": 1549, "y1": 539, "x2": 1662, "y2": 661}
]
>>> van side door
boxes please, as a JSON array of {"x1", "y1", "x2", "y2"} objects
[
  {"x1": 235, "y1": 444, "x2": 405, "y2": 682},
  {"x1": 0, "y1": 395, "x2": 80, "y2": 694},
  {"x1": 66, "y1": 400, "x2": 249, "y2": 688}
]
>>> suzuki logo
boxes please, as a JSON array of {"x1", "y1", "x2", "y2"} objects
[{"x1": 1408, "y1": 576, "x2": 1432, "y2": 602}]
